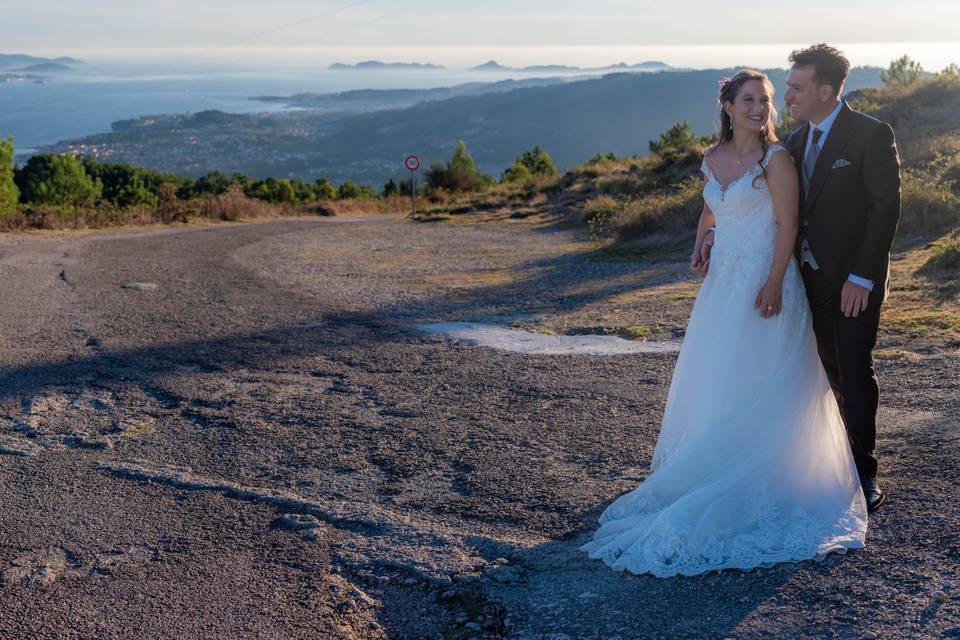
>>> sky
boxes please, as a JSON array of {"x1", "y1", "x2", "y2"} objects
[{"x1": 3, "y1": 0, "x2": 959, "y2": 69}]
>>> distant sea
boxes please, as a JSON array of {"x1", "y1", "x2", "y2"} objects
[
  {"x1": 0, "y1": 65, "x2": 498, "y2": 159},
  {"x1": 2, "y1": 41, "x2": 957, "y2": 161}
]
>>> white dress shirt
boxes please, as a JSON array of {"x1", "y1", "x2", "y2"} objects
[{"x1": 801, "y1": 100, "x2": 875, "y2": 291}]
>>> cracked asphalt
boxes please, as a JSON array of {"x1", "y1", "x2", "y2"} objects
[{"x1": 0, "y1": 215, "x2": 957, "y2": 639}]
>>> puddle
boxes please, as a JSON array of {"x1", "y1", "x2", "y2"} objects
[{"x1": 416, "y1": 322, "x2": 680, "y2": 355}]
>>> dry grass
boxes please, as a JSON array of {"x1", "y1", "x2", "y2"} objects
[
  {"x1": 921, "y1": 233, "x2": 960, "y2": 271},
  {"x1": 612, "y1": 181, "x2": 702, "y2": 241},
  {"x1": 199, "y1": 187, "x2": 281, "y2": 221},
  {"x1": 899, "y1": 170, "x2": 960, "y2": 235},
  {"x1": 881, "y1": 231, "x2": 960, "y2": 348},
  {"x1": 313, "y1": 195, "x2": 409, "y2": 216}
]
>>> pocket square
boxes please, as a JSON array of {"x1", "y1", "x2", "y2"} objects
[{"x1": 832, "y1": 158, "x2": 852, "y2": 169}]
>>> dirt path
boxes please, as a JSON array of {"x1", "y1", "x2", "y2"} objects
[{"x1": 0, "y1": 215, "x2": 957, "y2": 639}]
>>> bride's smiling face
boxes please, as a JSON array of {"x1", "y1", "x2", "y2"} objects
[{"x1": 724, "y1": 79, "x2": 772, "y2": 135}]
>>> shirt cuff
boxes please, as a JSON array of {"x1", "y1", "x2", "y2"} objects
[{"x1": 847, "y1": 274, "x2": 874, "y2": 291}]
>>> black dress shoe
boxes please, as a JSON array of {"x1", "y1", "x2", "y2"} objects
[{"x1": 860, "y1": 475, "x2": 886, "y2": 513}]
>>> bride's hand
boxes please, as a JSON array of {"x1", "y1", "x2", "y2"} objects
[{"x1": 755, "y1": 280, "x2": 782, "y2": 319}]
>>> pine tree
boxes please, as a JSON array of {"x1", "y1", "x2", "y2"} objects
[
  {"x1": 881, "y1": 55, "x2": 923, "y2": 88},
  {"x1": 18, "y1": 153, "x2": 102, "y2": 209}
]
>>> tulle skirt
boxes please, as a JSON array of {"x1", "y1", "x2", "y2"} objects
[{"x1": 579, "y1": 255, "x2": 868, "y2": 577}]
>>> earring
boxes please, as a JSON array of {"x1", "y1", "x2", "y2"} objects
[{"x1": 729, "y1": 120, "x2": 733, "y2": 131}]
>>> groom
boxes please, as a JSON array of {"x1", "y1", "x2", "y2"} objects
[{"x1": 703, "y1": 44, "x2": 901, "y2": 513}]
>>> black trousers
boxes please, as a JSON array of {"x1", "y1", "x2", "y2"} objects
[{"x1": 801, "y1": 263, "x2": 882, "y2": 479}]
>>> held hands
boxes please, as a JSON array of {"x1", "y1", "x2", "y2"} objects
[
  {"x1": 690, "y1": 230, "x2": 715, "y2": 276},
  {"x1": 840, "y1": 280, "x2": 870, "y2": 317},
  {"x1": 755, "y1": 279, "x2": 783, "y2": 319}
]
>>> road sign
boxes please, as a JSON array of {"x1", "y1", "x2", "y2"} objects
[{"x1": 404, "y1": 155, "x2": 421, "y2": 218}]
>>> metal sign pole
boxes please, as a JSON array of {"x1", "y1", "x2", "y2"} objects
[{"x1": 403, "y1": 154, "x2": 420, "y2": 219}]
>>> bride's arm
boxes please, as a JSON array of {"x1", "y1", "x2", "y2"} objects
[
  {"x1": 691, "y1": 202, "x2": 716, "y2": 275},
  {"x1": 756, "y1": 150, "x2": 800, "y2": 318}
]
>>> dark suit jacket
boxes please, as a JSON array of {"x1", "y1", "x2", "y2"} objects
[{"x1": 785, "y1": 101, "x2": 901, "y2": 303}]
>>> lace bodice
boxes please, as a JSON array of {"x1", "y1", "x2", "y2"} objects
[
  {"x1": 699, "y1": 143, "x2": 802, "y2": 299},
  {"x1": 701, "y1": 143, "x2": 788, "y2": 262}
]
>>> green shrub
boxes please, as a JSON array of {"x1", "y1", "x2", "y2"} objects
[
  {"x1": 646, "y1": 121, "x2": 713, "y2": 189},
  {"x1": 313, "y1": 178, "x2": 337, "y2": 200},
  {"x1": 516, "y1": 145, "x2": 558, "y2": 177},
  {"x1": 425, "y1": 140, "x2": 495, "y2": 193},
  {"x1": 0, "y1": 137, "x2": 18, "y2": 219},
  {"x1": 16, "y1": 153, "x2": 102, "y2": 210},
  {"x1": 79, "y1": 157, "x2": 182, "y2": 208},
  {"x1": 501, "y1": 160, "x2": 533, "y2": 183},
  {"x1": 337, "y1": 180, "x2": 377, "y2": 199},
  {"x1": 502, "y1": 145, "x2": 559, "y2": 183},
  {"x1": 586, "y1": 151, "x2": 619, "y2": 165},
  {"x1": 245, "y1": 177, "x2": 298, "y2": 204},
  {"x1": 648, "y1": 120, "x2": 712, "y2": 156}
]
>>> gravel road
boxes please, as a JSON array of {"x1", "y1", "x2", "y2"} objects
[{"x1": 0, "y1": 215, "x2": 957, "y2": 639}]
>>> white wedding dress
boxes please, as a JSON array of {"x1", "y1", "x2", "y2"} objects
[{"x1": 580, "y1": 144, "x2": 868, "y2": 577}]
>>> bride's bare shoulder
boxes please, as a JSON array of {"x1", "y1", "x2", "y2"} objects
[
  {"x1": 765, "y1": 145, "x2": 799, "y2": 185},
  {"x1": 703, "y1": 141, "x2": 727, "y2": 158}
]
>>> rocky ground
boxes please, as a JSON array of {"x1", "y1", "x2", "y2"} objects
[{"x1": 0, "y1": 214, "x2": 957, "y2": 639}]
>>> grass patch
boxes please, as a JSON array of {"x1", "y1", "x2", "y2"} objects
[
  {"x1": 899, "y1": 169, "x2": 960, "y2": 235},
  {"x1": 885, "y1": 309, "x2": 960, "y2": 340},
  {"x1": 591, "y1": 233, "x2": 693, "y2": 263},
  {"x1": 921, "y1": 233, "x2": 960, "y2": 271}
]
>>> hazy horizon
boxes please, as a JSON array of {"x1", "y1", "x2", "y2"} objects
[
  {"x1": 4, "y1": 0, "x2": 959, "y2": 72},
  {"x1": 6, "y1": 42, "x2": 959, "y2": 77}
]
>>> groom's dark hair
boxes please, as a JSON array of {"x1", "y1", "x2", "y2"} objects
[{"x1": 789, "y1": 44, "x2": 850, "y2": 96}]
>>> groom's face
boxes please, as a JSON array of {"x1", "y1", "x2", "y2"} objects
[{"x1": 785, "y1": 64, "x2": 834, "y2": 122}]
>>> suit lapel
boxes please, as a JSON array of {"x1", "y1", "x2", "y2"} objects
[
  {"x1": 792, "y1": 123, "x2": 808, "y2": 175},
  {"x1": 791, "y1": 123, "x2": 809, "y2": 209},
  {"x1": 804, "y1": 101, "x2": 853, "y2": 212}
]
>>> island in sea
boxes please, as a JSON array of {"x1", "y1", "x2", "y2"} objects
[
  {"x1": 15, "y1": 62, "x2": 76, "y2": 73},
  {"x1": 0, "y1": 53, "x2": 83, "y2": 82},
  {"x1": 0, "y1": 53, "x2": 83, "y2": 70}
]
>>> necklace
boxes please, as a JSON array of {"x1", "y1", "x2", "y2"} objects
[{"x1": 735, "y1": 145, "x2": 761, "y2": 167}]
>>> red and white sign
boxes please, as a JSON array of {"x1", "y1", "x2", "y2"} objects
[{"x1": 404, "y1": 154, "x2": 421, "y2": 171}]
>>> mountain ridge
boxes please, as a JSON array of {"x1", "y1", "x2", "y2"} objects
[{"x1": 45, "y1": 67, "x2": 883, "y2": 184}]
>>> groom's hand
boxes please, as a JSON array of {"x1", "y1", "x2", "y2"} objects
[
  {"x1": 690, "y1": 230, "x2": 714, "y2": 276},
  {"x1": 700, "y1": 230, "x2": 715, "y2": 264},
  {"x1": 840, "y1": 280, "x2": 870, "y2": 317}
]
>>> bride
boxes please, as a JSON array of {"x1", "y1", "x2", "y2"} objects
[{"x1": 579, "y1": 69, "x2": 868, "y2": 577}]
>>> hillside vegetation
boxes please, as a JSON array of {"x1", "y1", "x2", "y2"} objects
[
  {"x1": 410, "y1": 69, "x2": 960, "y2": 348},
  {"x1": 420, "y1": 70, "x2": 960, "y2": 244}
]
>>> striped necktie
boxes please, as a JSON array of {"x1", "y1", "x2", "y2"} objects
[{"x1": 803, "y1": 127, "x2": 823, "y2": 197}]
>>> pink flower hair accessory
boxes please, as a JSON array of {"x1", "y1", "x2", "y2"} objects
[{"x1": 718, "y1": 76, "x2": 733, "y2": 91}]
